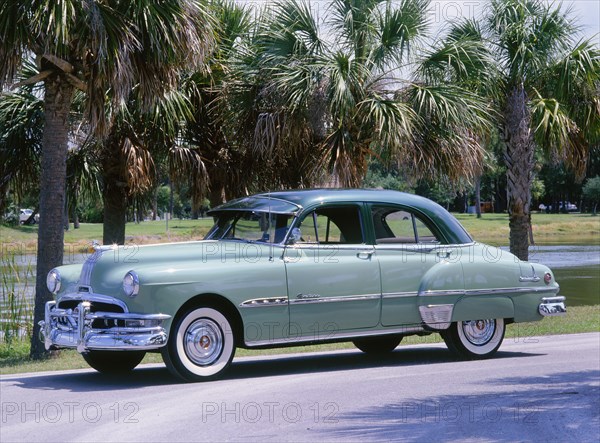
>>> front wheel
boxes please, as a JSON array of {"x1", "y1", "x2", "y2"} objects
[
  {"x1": 83, "y1": 350, "x2": 146, "y2": 373},
  {"x1": 441, "y1": 319, "x2": 505, "y2": 360},
  {"x1": 353, "y1": 335, "x2": 403, "y2": 354},
  {"x1": 162, "y1": 306, "x2": 236, "y2": 382}
]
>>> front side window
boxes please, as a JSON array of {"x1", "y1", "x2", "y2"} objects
[
  {"x1": 371, "y1": 206, "x2": 440, "y2": 244},
  {"x1": 205, "y1": 211, "x2": 292, "y2": 244},
  {"x1": 295, "y1": 206, "x2": 364, "y2": 244}
]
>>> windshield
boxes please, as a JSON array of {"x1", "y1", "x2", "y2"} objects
[{"x1": 205, "y1": 211, "x2": 294, "y2": 244}]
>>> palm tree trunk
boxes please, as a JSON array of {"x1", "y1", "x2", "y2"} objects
[
  {"x1": 504, "y1": 83, "x2": 534, "y2": 261},
  {"x1": 30, "y1": 77, "x2": 74, "y2": 359},
  {"x1": 475, "y1": 176, "x2": 482, "y2": 219},
  {"x1": 102, "y1": 140, "x2": 128, "y2": 245},
  {"x1": 72, "y1": 184, "x2": 80, "y2": 229},
  {"x1": 152, "y1": 188, "x2": 158, "y2": 221}
]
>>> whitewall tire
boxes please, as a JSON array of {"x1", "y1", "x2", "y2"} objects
[
  {"x1": 441, "y1": 318, "x2": 505, "y2": 359},
  {"x1": 163, "y1": 307, "x2": 236, "y2": 382}
]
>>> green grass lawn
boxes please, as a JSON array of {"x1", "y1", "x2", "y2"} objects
[{"x1": 455, "y1": 212, "x2": 599, "y2": 246}]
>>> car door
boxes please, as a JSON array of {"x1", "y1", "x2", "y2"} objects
[
  {"x1": 370, "y1": 204, "x2": 463, "y2": 326},
  {"x1": 283, "y1": 204, "x2": 381, "y2": 340}
]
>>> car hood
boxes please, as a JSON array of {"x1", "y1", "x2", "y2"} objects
[{"x1": 81, "y1": 240, "x2": 281, "y2": 296}]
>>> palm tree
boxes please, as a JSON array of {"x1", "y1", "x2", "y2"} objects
[
  {"x1": 481, "y1": 0, "x2": 600, "y2": 260},
  {"x1": 0, "y1": 0, "x2": 213, "y2": 358},
  {"x1": 222, "y1": 0, "x2": 491, "y2": 191}
]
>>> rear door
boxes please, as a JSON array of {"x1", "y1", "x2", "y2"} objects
[{"x1": 369, "y1": 204, "x2": 460, "y2": 326}]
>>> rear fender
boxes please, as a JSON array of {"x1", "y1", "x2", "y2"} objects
[{"x1": 451, "y1": 296, "x2": 514, "y2": 322}]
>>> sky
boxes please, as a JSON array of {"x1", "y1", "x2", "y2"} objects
[
  {"x1": 241, "y1": 0, "x2": 600, "y2": 44},
  {"x1": 427, "y1": 0, "x2": 600, "y2": 43}
]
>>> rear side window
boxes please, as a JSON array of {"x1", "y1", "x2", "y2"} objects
[
  {"x1": 297, "y1": 206, "x2": 364, "y2": 244},
  {"x1": 371, "y1": 206, "x2": 440, "y2": 244}
]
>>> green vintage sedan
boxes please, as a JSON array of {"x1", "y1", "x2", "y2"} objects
[{"x1": 41, "y1": 189, "x2": 566, "y2": 381}]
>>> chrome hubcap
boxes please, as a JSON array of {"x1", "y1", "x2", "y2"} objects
[
  {"x1": 461, "y1": 319, "x2": 495, "y2": 346},
  {"x1": 184, "y1": 319, "x2": 223, "y2": 366}
]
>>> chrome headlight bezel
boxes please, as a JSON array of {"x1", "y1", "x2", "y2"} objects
[
  {"x1": 46, "y1": 269, "x2": 61, "y2": 294},
  {"x1": 123, "y1": 271, "x2": 140, "y2": 297}
]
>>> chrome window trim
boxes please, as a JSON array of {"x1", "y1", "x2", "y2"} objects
[
  {"x1": 287, "y1": 244, "x2": 376, "y2": 252},
  {"x1": 374, "y1": 242, "x2": 476, "y2": 252},
  {"x1": 245, "y1": 324, "x2": 425, "y2": 347}
]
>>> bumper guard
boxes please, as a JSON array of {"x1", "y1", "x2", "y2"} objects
[
  {"x1": 538, "y1": 296, "x2": 567, "y2": 317},
  {"x1": 39, "y1": 300, "x2": 170, "y2": 353}
]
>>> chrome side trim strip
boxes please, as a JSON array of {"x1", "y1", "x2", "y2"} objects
[
  {"x1": 464, "y1": 286, "x2": 557, "y2": 296},
  {"x1": 245, "y1": 324, "x2": 425, "y2": 347},
  {"x1": 382, "y1": 291, "x2": 418, "y2": 299},
  {"x1": 419, "y1": 289, "x2": 466, "y2": 297},
  {"x1": 419, "y1": 286, "x2": 557, "y2": 297},
  {"x1": 239, "y1": 297, "x2": 289, "y2": 308},
  {"x1": 288, "y1": 293, "x2": 381, "y2": 305}
]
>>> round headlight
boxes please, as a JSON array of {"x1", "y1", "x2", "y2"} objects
[
  {"x1": 46, "y1": 269, "x2": 61, "y2": 294},
  {"x1": 544, "y1": 272, "x2": 552, "y2": 285},
  {"x1": 123, "y1": 271, "x2": 140, "y2": 297}
]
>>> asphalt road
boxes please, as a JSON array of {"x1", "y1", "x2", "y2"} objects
[{"x1": 1, "y1": 332, "x2": 599, "y2": 442}]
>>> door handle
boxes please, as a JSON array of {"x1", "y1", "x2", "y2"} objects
[
  {"x1": 357, "y1": 249, "x2": 375, "y2": 260},
  {"x1": 437, "y1": 250, "x2": 452, "y2": 259}
]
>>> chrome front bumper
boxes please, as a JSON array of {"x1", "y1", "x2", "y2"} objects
[
  {"x1": 538, "y1": 296, "x2": 567, "y2": 317},
  {"x1": 40, "y1": 300, "x2": 170, "y2": 353}
]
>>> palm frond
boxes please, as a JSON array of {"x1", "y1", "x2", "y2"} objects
[
  {"x1": 329, "y1": 0, "x2": 382, "y2": 61},
  {"x1": 168, "y1": 144, "x2": 209, "y2": 202},
  {"x1": 370, "y1": 0, "x2": 429, "y2": 69},
  {"x1": 405, "y1": 83, "x2": 491, "y2": 179},
  {"x1": 531, "y1": 95, "x2": 577, "y2": 153},
  {"x1": 123, "y1": 137, "x2": 155, "y2": 195},
  {"x1": 488, "y1": 0, "x2": 576, "y2": 81},
  {"x1": 419, "y1": 37, "x2": 490, "y2": 86},
  {"x1": 0, "y1": 2, "x2": 30, "y2": 88},
  {"x1": 258, "y1": 0, "x2": 323, "y2": 63},
  {"x1": 0, "y1": 90, "x2": 43, "y2": 199},
  {"x1": 357, "y1": 94, "x2": 416, "y2": 149}
]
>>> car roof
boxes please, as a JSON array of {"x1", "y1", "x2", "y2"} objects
[
  {"x1": 211, "y1": 189, "x2": 473, "y2": 244},
  {"x1": 255, "y1": 189, "x2": 439, "y2": 210}
]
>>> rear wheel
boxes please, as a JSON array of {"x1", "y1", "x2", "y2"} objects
[
  {"x1": 83, "y1": 350, "x2": 146, "y2": 373},
  {"x1": 162, "y1": 306, "x2": 236, "y2": 382},
  {"x1": 441, "y1": 319, "x2": 505, "y2": 359},
  {"x1": 353, "y1": 335, "x2": 403, "y2": 354}
]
